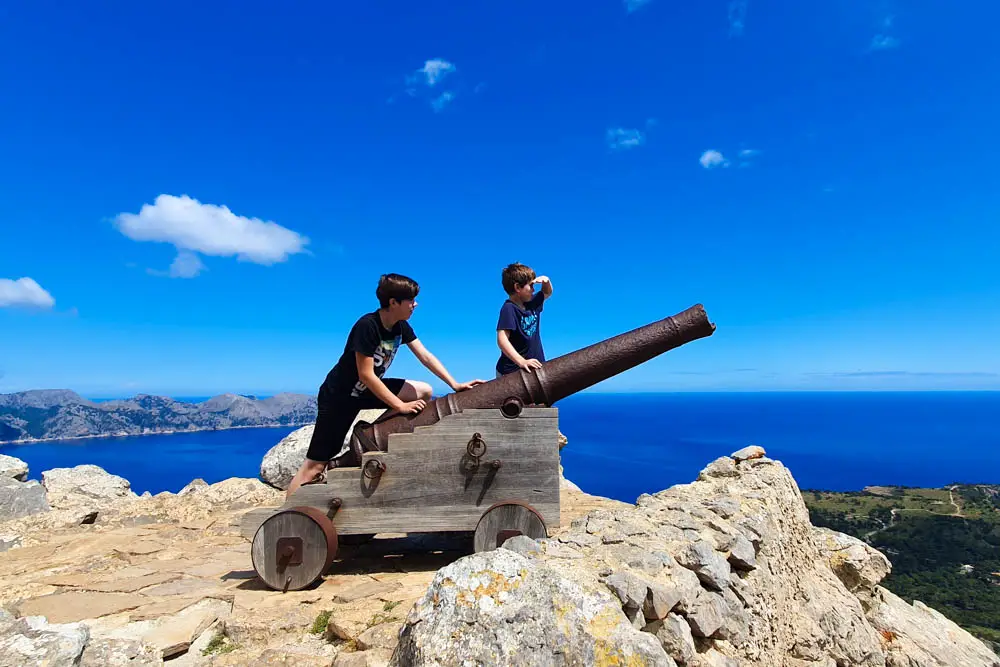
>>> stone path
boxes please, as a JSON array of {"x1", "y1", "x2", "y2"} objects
[{"x1": 0, "y1": 482, "x2": 625, "y2": 665}]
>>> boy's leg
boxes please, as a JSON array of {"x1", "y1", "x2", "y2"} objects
[
  {"x1": 286, "y1": 405, "x2": 356, "y2": 499},
  {"x1": 355, "y1": 378, "x2": 431, "y2": 420}
]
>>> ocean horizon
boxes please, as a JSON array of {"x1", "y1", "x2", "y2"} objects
[{"x1": 3, "y1": 391, "x2": 998, "y2": 501}]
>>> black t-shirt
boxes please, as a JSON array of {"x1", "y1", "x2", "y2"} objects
[
  {"x1": 495, "y1": 291, "x2": 546, "y2": 375},
  {"x1": 320, "y1": 311, "x2": 416, "y2": 404}
]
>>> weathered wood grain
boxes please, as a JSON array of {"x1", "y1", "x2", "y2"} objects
[
  {"x1": 250, "y1": 510, "x2": 334, "y2": 591},
  {"x1": 242, "y1": 408, "x2": 561, "y2": 538},
  {"x1": 473, "y1": 502, "x2": 548, "y2": 553}
]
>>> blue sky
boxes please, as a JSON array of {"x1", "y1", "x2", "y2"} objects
[{"x1": 1, "y1": 0, "x2": 998, "y2": 396}]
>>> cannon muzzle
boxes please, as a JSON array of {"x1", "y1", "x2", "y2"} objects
[{"x1": 347, "y1": 303, "x2": 715, "y2": 457}]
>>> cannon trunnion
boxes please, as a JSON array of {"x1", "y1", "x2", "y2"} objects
[{"x1": 242, "y1": 304, "x2": 716, "y2": 591}]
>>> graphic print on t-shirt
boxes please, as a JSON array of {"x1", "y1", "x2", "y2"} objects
[
  {"x1": 351, "y1": 335, "x2": 402, "y2": 397},
  {"x1": 520, "y1": 311, "x2": 538, "y2": 337}
]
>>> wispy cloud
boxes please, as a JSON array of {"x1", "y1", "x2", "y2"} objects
[
  {"x1": 415, "y1": 59, "x2": 455, "y2": 86},
  {"x1": 869, "y1": 14, "x2": 900, "y2": 51},
  {"x1": 431, "y1": 92, "x2": 455, "y2": 113},
  {"x1": 114, "y1": 194, "x2": 309, "y2": 279},
  {"x1": 399, "y1": 59, "x2": 461, "y2": 113},
  {"x1": 625, "y1": 0, "x2": 652, "y2": 13},
  {"x1": 728, "y1": 0, "x2": 747, "y2": 36},
  {"x1": 699, "y1": 149, "x2": 729, "y2": 169},
  {"x1": 870, "y1": 34, "x2": 900, "y2": 50},
  {"x1": 0, "y1": 277, "x2": 55, "y2": 309},
  {"x1": 607, "y1": 127, "x2": 645, "y2": 150}
]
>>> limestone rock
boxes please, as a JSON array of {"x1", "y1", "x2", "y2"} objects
[
  {"x1": 868, "y1": 586, "x2": 1000, "y2": 667},
  {"x1": 813, "y1": 527, "x2": 891, "y2": 595},
  {"x1": 0, "y1": 608, "x2": 89, "y2": 666},
  {"x1": 675, "y1": 540, "x2": 731, "y2": 591},
  {"x1": 393, "y1": 549, "x2": 672, "y2": 666},
  {"x1": 260, "y1": 409, "x2": 385, "y2": 490},
  {"x1": 177, "y1": 478, "x2": 208, "y2": 495},
  {"x1": 698, "y1": 457, "x2": 738, "y2": 480},
  {"x1": 645, "y1": 613, "x2": 697, "y2": 665},
  {"x1": 0, "y1": 477, "x2": 50, "y2": 521},
  {"x1": 41, "y1": 464, "x2": 137, "y2": 516},
  {"x1": 0, "y1": 455, "x2": 28, "y2": 482},
  {"x1": 80, "y1": 637, "x2": 163, "y2": 666},
  {"x1": 730, "y1": 445, "x2": 766, "y2": 462},
  {"x1": 0, "y1": 534, "x2": 21, "y2": 552},
  {"x1": 500, "y1": 534, "x2": 542, "y2": 557}
]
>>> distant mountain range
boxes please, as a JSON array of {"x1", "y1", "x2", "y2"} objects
[{"x1": 0, "y1": 389, "x2": 317, "y2": 443}]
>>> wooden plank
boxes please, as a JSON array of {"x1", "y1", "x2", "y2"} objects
[
  {"x1": 240, "y1": 408, "x2": 561, "y2": 539},
  {"x1": 244, "y1": 502, "x2": 561, "y2": 538}
]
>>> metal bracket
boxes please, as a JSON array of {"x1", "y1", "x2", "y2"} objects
[{"x1": 276, "y1": 537, "x2": 303, "y2": 568}]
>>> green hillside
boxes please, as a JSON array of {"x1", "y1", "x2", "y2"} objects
[{"x1": 803, "y1": 484, "x2": 1000, "y2": 647}]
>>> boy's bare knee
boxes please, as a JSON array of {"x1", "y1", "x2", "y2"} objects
[{"x1": 415, "y1": 381, "x2": 432, "y2": 400}]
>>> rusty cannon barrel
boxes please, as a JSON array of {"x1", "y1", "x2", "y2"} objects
[{"x1": 348, "y1": 303, "x2": 715, "y2": 457}]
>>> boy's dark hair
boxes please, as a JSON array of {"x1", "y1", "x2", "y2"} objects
[
  {"x1": 376, "y1": 273, "x2": 419, "y2": 308},
  {"x1": 502, "y1": 263, "x2": 536, "y2": 294}
]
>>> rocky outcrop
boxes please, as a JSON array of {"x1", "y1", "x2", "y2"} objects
[
  {"x1": 0, "y1": 477, "x2": 49, "y2": 523},
  {"x1": 392, "y1": 448, "x2": 1000, "y2": 667},
  {"x1": 0, "y1": 608, "x2": 90, "y2": 665},
  {"x1": 0, "y1": 456, "x2": 27, "y2": 482},
  {"x1": 259, "y1": 410, "x2": 386, "y2": 490},
  {"x1": 393, "y1": 549, "x2": 669, "y2": 665},
  {"x1": 1, "y1": 434, "x2": 997, "y2": 667}
]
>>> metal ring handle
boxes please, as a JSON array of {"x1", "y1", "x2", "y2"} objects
[
  {"x1": 467, "y1": 433, "x2": 487, "y2": 459},
  {"x1": 363, "y1": 459, "x2": 386, "y2": 480}
]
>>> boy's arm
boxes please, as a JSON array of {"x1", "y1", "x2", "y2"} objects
[
  {"x1": 407, "y1": 338, "x2": 485, "y2": 392},
  {"x1": 533, "y1": 275, "x2": 553, "y2": 299},
  {"x1": 497, "y1": 330, "x2": 542, "y2": 371},
  {"x1": 355, "y1": 353, "x2": 422, "y2": 413}
]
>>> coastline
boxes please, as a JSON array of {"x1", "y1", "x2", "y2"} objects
[{"x1": 0, "y1": 421, "x2": 312, "y2": 446}]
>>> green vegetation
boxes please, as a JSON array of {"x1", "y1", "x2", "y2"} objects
[
  {"x1": 310, "y1": 609, "x2": 333, "y2": 634},
  {"x1": 803, "y1": 484, "x2": 1000, "y2": 648},
  {"x1": 201, "y1": 629, "x2": 239, "y2": 656}
]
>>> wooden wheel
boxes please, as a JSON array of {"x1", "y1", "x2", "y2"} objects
[
  {"x1": 251, "y1": 506, "x2": 338, "y2": 591},
  {"x1": 474, "y1": 501, "x2": 547, "y2": 553}
]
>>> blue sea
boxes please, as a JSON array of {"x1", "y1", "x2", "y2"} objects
[{"x1": 2, "y1": 392, "x2": 998, "y2": 501}]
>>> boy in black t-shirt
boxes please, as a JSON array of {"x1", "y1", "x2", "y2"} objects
[
  {"x1": 495, "y1": 263, "x2": 553, "y2": 378},
  {"x1": 286, "y1": 274, "x2": 485, "y2": 498}
]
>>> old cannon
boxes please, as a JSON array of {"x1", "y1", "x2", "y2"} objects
[{"x1": 241, "y1": 304, "x2": 715, "y2": 591}]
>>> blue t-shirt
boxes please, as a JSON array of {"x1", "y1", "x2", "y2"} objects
[{"x1": 496, "y1": 291, "x2": 546, "y2": 375}]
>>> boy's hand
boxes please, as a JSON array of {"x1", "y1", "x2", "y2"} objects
[
  {"x1": 531, "y1": 276, "x2": 550, "y2": 285},
  {"x1": 399, "y1": 399, "x2": 426, "y2": 414},
  {"x1": 519, "y1": 358, "x2": 543, "y2": 371},
  {"x1": 453, "y1": 379, "x2": 486, "y2": 392}
]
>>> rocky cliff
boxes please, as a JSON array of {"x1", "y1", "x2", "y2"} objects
[
  {"x1": 0, "y1": 429, "x2": 997, "y2": 666},
  {"x1": 0, "y1": 389, "x2": 316, "y2": 442}
]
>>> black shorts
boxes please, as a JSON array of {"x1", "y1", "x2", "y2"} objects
[{"x1": 305, "y1": 378, "x2": 407, "y2": 463}]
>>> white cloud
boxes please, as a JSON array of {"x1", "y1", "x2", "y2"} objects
[
  {"x1": 0, "y1": 277, "x2": 55, "y2": 309},
  {"x1": 625, "y1": 0, "x2": 652, "y2": 12},
  {"x1": 870, "y1": 34, "x2": 900, "y2": 50},
  {"x1": 417, "y1": 59, "x2": 455, "y2": 86},
  {"x1": 431, "y1": 91, "x2": 455, "y2": 112},
  {"x1": 739, "y1": 148, "x2": 759, "y2": 158},
  {"x1": 728, "y1": 0, "x2": 747, "y2": 36},
  {"x1": 607, "y1": 127, "x2": 645, "y2": 150},
  {"x1": 169, "y1": 250, "x2": 206, "y2": 278},
  {"x1": 700, "y1": 150, "x2": 729, "y2": 169},
  {"x1": 114, "y1": 195, "x2": 309, "y2": 273}
]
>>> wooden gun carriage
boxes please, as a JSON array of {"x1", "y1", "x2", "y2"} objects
[{"x1": 241, "y1": 305, "x2": 716, "y2": 591}]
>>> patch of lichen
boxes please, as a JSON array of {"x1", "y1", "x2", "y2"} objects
[{"x1": 455, "y1": 568, "x2": 526, "y2": 607}]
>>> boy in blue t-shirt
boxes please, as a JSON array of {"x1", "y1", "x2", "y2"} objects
[{"x1": 495, "y1": 263, "x2": 553, "y2": 378}]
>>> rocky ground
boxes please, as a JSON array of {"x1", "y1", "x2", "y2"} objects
[{"x1": 1, "y1": 427, "x2": 998, "y2": 666}]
